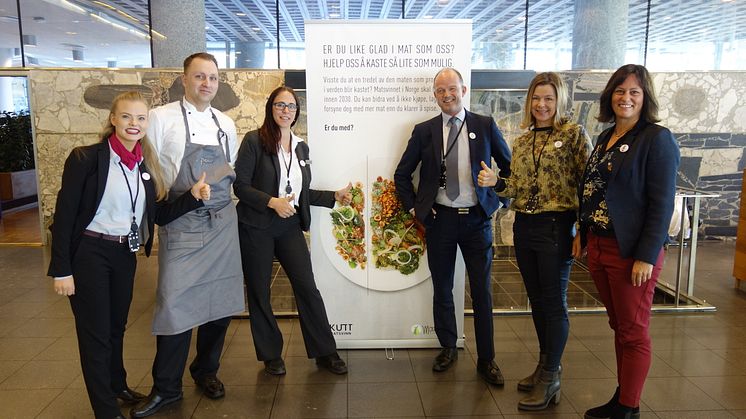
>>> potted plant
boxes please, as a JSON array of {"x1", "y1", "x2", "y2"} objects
[{"x1": 0, "y1": 110, "x2": 36, "y2": 202}]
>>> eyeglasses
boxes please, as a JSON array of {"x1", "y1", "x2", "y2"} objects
[{"x1": 273, "y1": 102, "x2": 298, "y2": 111}]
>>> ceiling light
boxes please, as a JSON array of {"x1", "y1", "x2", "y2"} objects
[
  {"x1": 236, "y1": 12, "x2": 246, "y2": 16},
  {"x1": 66, "y1": 31, "x2": 77, "y2": 35},
  {"x1": 22, "y1": 34, "x2": 37, "y2": 47}
]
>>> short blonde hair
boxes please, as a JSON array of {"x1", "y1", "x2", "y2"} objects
[{"x1": 520, "y1": 72, "x2": 569, "y2": 130}]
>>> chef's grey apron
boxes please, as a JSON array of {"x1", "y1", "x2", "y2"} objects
[{"x1": 153, "y1": 101, "x2": 244, "y2": 335}]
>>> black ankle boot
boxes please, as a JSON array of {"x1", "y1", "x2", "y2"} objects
[
  {"x1": 584, "y1": 387, "x2": 619, "y2": 419},
  {"x1": 517, "y1": 368, "x2": 561, "y2": 411},
  {"x1": 611, "y1": 402, "x2": 640, "y2": 419},
  {"x1": 584, "y1": 388, "x2": 640, "y2": 419}
]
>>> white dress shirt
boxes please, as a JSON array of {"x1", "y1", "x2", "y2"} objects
[
  {"x1": 278, "y1": 133, "x2": 304, "y2": 207},
  {"x1": 435, "y1": 108, "x2": 478, "y2": 207},
  {"x1": 147, "y1": 98, "x2": 238, "y2": 189},
  {"x1": 86, "y1": 142, "x2": 146, "y2": 235}
]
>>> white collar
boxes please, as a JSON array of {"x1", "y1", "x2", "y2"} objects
[
  {"x1": 182, "y1": 97, "x2": 212, "y2": 114},
  {"x1": 441, "y1": 108, "x2": 466, "y2": 125}
]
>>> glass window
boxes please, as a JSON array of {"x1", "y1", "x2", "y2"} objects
[
  {"x1": 526, "y1": 0, "x2": 573, "y2": 71},
  {"x1": 404, "y1": 0, "x2": 526, "y2": 69},
  {"x1": 0, "y1": 0, "x2": 21, "y2": 67},
  {"x1": 205, "y1": 0, "x2": 278, "y2": 69},
  {"x1": 645, "y1": 0, "x2": 746, "y2": 70},
  {"x1": 18, "y1": 0, "x2": 151, "y2": 68}
]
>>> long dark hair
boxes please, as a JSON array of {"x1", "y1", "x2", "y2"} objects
[
  {"x1": 259, "y1": 86, "x2": 300, "y2": 154},
  {"x1": 597, "y1": 64, "x2": 660, "y2": 124}
]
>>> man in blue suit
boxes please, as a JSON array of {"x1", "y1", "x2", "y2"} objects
[{"x1": 394, "y1": 68, "x2": 511, "y2": 385}]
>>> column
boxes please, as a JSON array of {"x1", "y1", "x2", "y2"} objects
[
  {"x1": 235, "y1": 41, "x2": 265, "y2": 68},
  {"x1": 150, "y1": 0, "x2": 207, "y2": 68},
  {"x1": 572, "y1": 0, "x2": 629, "y2": 70}
]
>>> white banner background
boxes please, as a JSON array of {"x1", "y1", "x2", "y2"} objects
[{"x1": 306, "y1": 20, "x2": 472, "y2": 348}]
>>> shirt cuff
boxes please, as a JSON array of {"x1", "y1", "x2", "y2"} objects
[{"x1": 54, "y1": 275, "x2": 73, "y2": 281}]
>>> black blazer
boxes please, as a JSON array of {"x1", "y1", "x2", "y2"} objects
[
  {"x1": 579, "y1": 120, "x2": 680, "y2": 265},
  {"x1": 394, "y1": 110, "x2": 512, "y2": 223},
  {"x1": 234, "y1": 130, "x2": 335, "y2": 231},
  {"x1": 47, "y1": 141, "x2": 203, "y2": 277}
]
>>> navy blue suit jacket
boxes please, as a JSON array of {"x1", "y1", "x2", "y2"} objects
[
  {"x1": 394, "y1": 110, "x2": 511, "y2": 223},
  {"x1": 579, "y1": 120, "x2": 680, "y2": 265}
]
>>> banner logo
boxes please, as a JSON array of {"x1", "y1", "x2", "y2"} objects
[
  {"x1": 330, "y1": 323, "x2": 353, "y2": 336},
  {"x1": 411, "y1": 324, "x2": 435, "y2": 336}
]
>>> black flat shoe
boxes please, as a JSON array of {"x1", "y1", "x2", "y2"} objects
[
  {"x1": 476, "y1": 359, "x2": 505, "y2": 386},
  {"x1": 129, "y1": 393, "x2": 183, "y2": 418},
  {"x1": 316, "y1": 352, "x2": 348, "y2": 375},
  {"x1": 264, "y1": 358, "x2": 286, "y2": 375},
  {"x1": 432, "y1": 347, "x2": 458, "y2": 372},
  {"x1": 194, "y1": 374, "x2": 225, "y2": 399},
  {"x1": 116, "y1": 387, "x2": 146, "y2": 404}
]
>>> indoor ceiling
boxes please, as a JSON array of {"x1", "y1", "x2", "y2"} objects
[{"x1": 0, "y1": 0, "x2": 744, "y2": 68}]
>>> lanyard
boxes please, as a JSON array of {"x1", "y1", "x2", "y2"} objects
[
  {"x1": 531, "y1": 127, "x2": 552, "y2": 180},
  {"x1": 442, "y1": 116, "x2": 466, "y2": 162},
  {"x1": 279, "y1": 144, "x2": 293, "y2": 194},
  {"x1": 179, "y1": 99, "x2": 231, "y2": 162},
  {"x1": 118, "y1": 162, "x2": 140, "y2": 229}
]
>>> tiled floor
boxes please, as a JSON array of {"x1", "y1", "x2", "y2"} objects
[{"x1": 0, "y1": 240, "x2": 745, "y2": 418}]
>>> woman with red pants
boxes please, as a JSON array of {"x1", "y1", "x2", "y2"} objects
[{"x1": 578, "y1": 64, "x2": 679, "y2": 419}]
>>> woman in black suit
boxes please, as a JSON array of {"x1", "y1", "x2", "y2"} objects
[
  {"x1": 48, "y1": 91, "x2": 208, "y2": 419},
  {"x1": 234, "y1": 86, "x2": 351, "y2": 376},
  {"x1": 579, "y1": 65, "x2": 680, "y2": 419}
]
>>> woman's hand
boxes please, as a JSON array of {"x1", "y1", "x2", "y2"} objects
[
  {"x1": 269, "y1": 195, "x2": 297, "y2": 218},
  {"x1": 191, "y1": 172, "x2": 211, "y2": 201},
  {"x1": 54, "y1": 276, "x2": 75, "y2": 296},
  {"x1": 571, "y1": 234, "x2": 584, "y2": 259},
  {"x1": 631, "y1": 260, "x2": 654, "y2": 286},
  {"x1": 335, "y1": 182, "x2": 353, "y2": 205},
  {"x1": 477, "y1": 161, "x2": 498, "y2": 187}
]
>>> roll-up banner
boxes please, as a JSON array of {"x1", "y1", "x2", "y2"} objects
[{"x1": 306, "y1": 20, "x2": 472, "y2": 348}]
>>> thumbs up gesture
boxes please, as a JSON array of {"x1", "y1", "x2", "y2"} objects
[
  {"x1": 477, "y1": 160, "x2": 498, "y2": 187},
  {"x1": 191, "y1": 172, "x2": 211, "y2": 201},
  {"x1": 335, "y1": 182, "x2": 353, "y2": 205}
]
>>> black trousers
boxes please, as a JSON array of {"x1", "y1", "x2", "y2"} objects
[
  {"x1": 425, "y1": 205, "x2": 495, "y2": 361},
  {"x1": 513, "y1": 211, "x2": 574, "y2": 371},
  {"x1": 151, "y1": 316, "x2": 231, "y2": 398},
  {"x1": 70, "y1": 235, "x2": 136, "y2": 419},
  {"x1": 238, "y1": 215, "x2": 336, "y2": 361}
]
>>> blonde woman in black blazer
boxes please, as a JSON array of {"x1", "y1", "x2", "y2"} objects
[
  {"x1": 48, "y1": 91, "x2": 208, "y2": 419},
  {"x1": 234, "y1": 86, "x2": 351, "y2": 376}
]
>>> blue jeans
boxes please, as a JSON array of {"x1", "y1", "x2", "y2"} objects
[{"x1": 513, "y1": 211, "x2": 574, "y2": 371}]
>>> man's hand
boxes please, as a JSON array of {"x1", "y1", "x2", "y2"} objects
[{"x1": 477, "y1": 161, "x2": 498, "y2": 187}]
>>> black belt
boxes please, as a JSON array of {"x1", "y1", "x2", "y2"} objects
[
  {"x1": 83, "y1": 229, "x2": 128, "y2": 243},
  {"x1": 434, "y1": 204, "x2": 478, "y2": 215}
]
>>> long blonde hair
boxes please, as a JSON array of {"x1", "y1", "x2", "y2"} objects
[
  {"x1": 101, "y1": 91, "x2": 167, "y2": 201},
  {"x1": 520, "y1": 72, "x2": 569, "y2": 130}
]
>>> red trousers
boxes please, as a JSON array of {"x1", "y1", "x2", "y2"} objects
[{"x1": 586, "y1": 233, "x2": 664, "y2": 407}]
